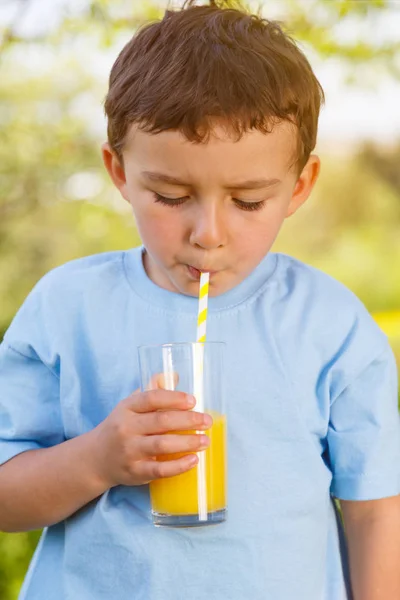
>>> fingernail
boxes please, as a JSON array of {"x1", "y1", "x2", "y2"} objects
[
  {"x1": 199, "y1": 435, "x2": 210, "y2": 448},
  {"x1": 188, "y1": 454, "x2": 198, "y2": 466},
  {"x1": 203, "y1": 414, "x2": 213, "y2": 427},
  {"x1": 186, "y1": 395, "x2": 196, "y2": 408}
]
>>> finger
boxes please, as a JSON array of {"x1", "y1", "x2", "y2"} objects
[
  {"x1": 136, "y1": 409, "x2": 213, "y2": 435},
  {"x1": 125, "y1": 389, "x2": 196, "y2": 414},
  {"x1": 136, "y1": 454, "x2": 199, "y2": 482},
  {"x1": 140, "y1": 433, "x2": 210, "y2": 458}
]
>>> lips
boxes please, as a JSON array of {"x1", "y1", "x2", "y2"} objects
[{"x1": 186, "y1": 265, "x2": 217, "y2": 280}]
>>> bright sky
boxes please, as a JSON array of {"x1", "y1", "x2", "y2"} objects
[{"x1": 2, "y1": 0, "x2": 400, "y2": 148}]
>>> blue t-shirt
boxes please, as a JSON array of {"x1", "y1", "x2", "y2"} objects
[{"x1": 1, "y1": 246, "x2": 399, "y2": 600}]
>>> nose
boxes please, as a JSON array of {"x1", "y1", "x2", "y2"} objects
[{"x1": 189, "y1": 202, "x2": 227, "y2": 250}]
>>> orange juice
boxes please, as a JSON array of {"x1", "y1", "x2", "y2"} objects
[{"x1": 150, "y1": 412, "x2": 227, "y2": 516}]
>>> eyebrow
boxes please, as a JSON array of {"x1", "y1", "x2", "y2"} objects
[{"x1": 141, "y1": 171, "x2": 281, "y2": 190}]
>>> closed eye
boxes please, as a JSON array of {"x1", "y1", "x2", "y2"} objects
[
  {"x1": 152, "y1": 193, "x2": 267, "y2": 212},
  {"x1": 233, "y1": 198, "x2": 267, "y2": 212},
  {"x1": 153, "y1": 193, "x2": 188, "y2": 207}
]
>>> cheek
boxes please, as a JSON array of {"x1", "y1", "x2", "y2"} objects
[
  {"x1": 134, "y1": 206, "x2": 184, "y2": 250},
  {"x1": 235, "y1": 203, "x2": 288, "y2": 253}
]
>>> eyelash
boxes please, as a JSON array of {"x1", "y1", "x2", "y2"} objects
[{"x1": 152, "y1": 193, "x2": 267, "y2": 212}]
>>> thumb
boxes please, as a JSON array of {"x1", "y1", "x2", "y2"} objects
[{"x1": 145, "y1": 371, "x2": 180, "y2": 391}]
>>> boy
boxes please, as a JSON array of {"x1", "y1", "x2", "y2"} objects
[{"x1": 0, "y1": 1, "x2": 399, "y2": 599}]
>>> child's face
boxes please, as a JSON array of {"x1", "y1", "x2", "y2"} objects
[{"x1": 102, "y1": 121, "x2": 319, "y2": 297}]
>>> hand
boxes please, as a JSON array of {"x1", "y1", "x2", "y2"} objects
[{"x1": 92, "y1": 388, "x2": 213, "y2": 489}]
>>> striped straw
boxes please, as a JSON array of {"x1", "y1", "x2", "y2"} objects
[
  {"x1": 195, "y1": 272, "x2": 209, "y2": 521},
  {"x1": 197, "y1": 272, "x2": 210, "y2": 343}
]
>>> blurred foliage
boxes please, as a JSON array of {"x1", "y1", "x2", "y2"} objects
[
  {"x1": 285, "y1": 0, "x2": 400, "y2": 81},
  {"x1": 0, "y1": 531, "x2": 41, "y2": 599},
  {"x1": 1, "y1": 0, "x2": 400, "y2": 598},
  {"x1": 275, "y1": 143, "x2": 400, "y2": 312}
]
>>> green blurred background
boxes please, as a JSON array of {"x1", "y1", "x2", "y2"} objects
[{"x1": 1, "y1": 0, "x2": 400, "y2": 597}]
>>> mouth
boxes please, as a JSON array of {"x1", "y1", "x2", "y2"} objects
[{"x1": 186, "y1": 265, "x2": 218, "y2": 281}]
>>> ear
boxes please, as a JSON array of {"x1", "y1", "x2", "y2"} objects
[
  {"x1": 286, "y1": 154, "x2": 320, "y2": 218},
  {"x1": 101, "y1": 142, "x2": 129, "y2": 202}
]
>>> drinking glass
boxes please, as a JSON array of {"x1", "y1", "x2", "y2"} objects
[{"x1": 138, "y1": 342, "x2": 227, "y2": 527}]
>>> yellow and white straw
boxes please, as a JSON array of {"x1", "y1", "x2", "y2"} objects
[
  {"x1": 195, "y1": 271, "x2": 209, "y2": 520},
  {"x1": 197, "y1": 272, "x2": 210, "y2": 343}
]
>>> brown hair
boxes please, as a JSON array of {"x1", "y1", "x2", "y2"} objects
[{"x1": 104, "y1": 0, "x2": 324, "y2": 173}]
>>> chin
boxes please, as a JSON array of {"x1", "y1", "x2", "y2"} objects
[{"x1": 175, "y1": 279, "x2": 200, "y2": 297}]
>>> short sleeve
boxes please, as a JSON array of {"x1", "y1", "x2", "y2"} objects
[
  {"x1": 328, "y1": 343, "x2": 400, "y2": 500},
  {"x1": 0, "y1": 276, "x2": 64, "y2": 467}
]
